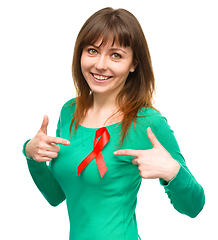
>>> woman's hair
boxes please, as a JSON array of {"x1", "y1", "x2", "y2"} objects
[{"x1": 70, "y1": 7, "x2": 155, "y2": 144}]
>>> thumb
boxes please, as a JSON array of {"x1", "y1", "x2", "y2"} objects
[
  {"x1": 38, "y1": 115, "x2": 49, "y2": 135},
  {"x1": 147, "y1": 127, "x2": 161, "y2": 149}
]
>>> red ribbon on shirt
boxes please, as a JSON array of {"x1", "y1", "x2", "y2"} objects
[{"x1": 77, "y1": 127, "x2": 110, "y2": 178}]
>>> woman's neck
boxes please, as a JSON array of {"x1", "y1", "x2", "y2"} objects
[
  {"x1": 92, "y1": 92, "x2": 118, "y2": 112},
  {"x1": 80, "y1": 92, "x2": 122, "y2": 128}
]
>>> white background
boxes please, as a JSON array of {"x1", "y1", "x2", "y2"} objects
[{"x1": 1, "y1": 0, "x2": 217, "y2": 239}]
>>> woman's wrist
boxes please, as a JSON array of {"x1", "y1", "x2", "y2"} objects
[
  {"x1": 163, "y1": 159, "x2": 180, "y2": 182},
  {"x1": 23, "y1": 139, "x2": 33, "y2": 159}
]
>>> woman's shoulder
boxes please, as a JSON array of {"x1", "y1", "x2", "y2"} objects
[
  {"x1": 59, "y1": 98, "x2": 76, "y2": 121},
  {"x1": 63, "y1": 98, "x2": 76, "y2": 107},
  {"x1": 63, "y1": 98, "x2": 76, "y2": 106},
  {"x1": 137, "y1": 107, "x2": 164, "y2": 120},
  {"x1": 136, "y1": 107, "x2": 169, "y2": 130},
  {"x1": 61, "y1": 98, "x2": 76, "y2": 112}
]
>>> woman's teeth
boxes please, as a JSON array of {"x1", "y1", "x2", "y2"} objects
[{"x1": 93, "y1": 74, "x2": 110, "y2": 80}]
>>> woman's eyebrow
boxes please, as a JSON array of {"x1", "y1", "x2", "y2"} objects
[
  {"x1": 109, "y1": 47, "x2": 127, "y2": 54},
  {"x1": 88, "y1": 44, "x2": 127, "y2": 54},
  {"x1": 89, "y1": 44, "x2": 100, "y2": 49}
]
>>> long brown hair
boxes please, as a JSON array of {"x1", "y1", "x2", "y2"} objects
[{"x1": 70, "y1": 7, "x2": 155, "y2": 144}]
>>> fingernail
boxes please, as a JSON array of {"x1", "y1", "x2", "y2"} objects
[
  {"x1": 148, "y1": 127, "x2": 152, "y2": 132},
  {"x1": 113, "y1": 151, "x2": 117, "y2": 155}
]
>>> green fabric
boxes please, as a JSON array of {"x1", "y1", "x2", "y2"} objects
[{"x1": 23, "y1": 98, "x2": 205, "y2": 240}]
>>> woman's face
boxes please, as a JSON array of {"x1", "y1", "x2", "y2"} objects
[{"x1": 81, "y1": 38, "x2": 135, "y2": 97}]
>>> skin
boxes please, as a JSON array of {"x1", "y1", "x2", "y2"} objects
[
  {"x1": 25, "y1": 37, "x2": 180, "y2": 182},
  {"x1": 80, "y1": 38, "x2": 136, "y2": 128},
  {"x1": 81, "y1": 39, "x2": 135, "y2": 99},
  {"x1": 25, "y1": 115, "x2": 70, "y2": 162},
  {"x1": 114, "y1": 127, "x2": 180, "y2": 182}
]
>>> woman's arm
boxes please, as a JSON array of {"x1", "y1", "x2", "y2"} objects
[
  {"x1": 159, "y1": 162, "x2": 205, "y2": 218},
  {"x1": 114, "y1": 112, "x2": 205, "y2": 218},
  {"x1": 23, "y1": 116, "x2": 70, "y2": 206},
  {"x1": 24, "y1": 143, "x2": 66, "y2": 206},
  {"x1": 154, "y1": 116, "x2": 205, "y2": 218}
]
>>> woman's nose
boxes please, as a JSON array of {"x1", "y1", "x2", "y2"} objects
[{"x1": 95, "y1": 55, "x2": 108, "y2": 71}]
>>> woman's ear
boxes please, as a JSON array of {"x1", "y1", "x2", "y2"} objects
[{"x1": 130, "y1": 60, "x2": 138, "y2": 73}]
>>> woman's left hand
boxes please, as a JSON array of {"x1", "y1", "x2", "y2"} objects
[{"x1": 114, "y1": 127, "x2": 180, "y2": 182}]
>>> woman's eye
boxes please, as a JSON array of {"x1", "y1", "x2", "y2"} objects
[
  {"x1": 111, "y1": 53, "x2": 121, "y2": 59},
  {"x1": 88, "y1": 49, "x2": 97, "y2": 54}
]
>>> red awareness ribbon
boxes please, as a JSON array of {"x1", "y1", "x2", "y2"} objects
[{"x1": 77, "y1": 127, "x2": 110, "y2": 178}]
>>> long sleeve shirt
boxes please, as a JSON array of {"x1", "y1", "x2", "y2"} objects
[{"x1": 23, "y1": 98, "x2": 205, "y2": 240}]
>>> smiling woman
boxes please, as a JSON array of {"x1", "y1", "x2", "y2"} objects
[
  {"x1": 23, "y1": 7, "x2": 205, "y2": 240},
  {"x1": 71, "y1": 7, "x2": 154, "y2": 141},
  {"x1": 80, "y1": 40, "x2": 135, "y2": 99}
]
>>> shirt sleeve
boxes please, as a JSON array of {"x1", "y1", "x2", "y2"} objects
[
  {"x1": 149, "y1": 111, "x2": 205, "y2": 218},
  {"x1": 23, "y1": 117, "x2": 66, "y2": 207}
]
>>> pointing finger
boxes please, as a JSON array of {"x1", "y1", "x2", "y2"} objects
[
  {"x1": 46, "y1": 136, "x2": 70, "y2": 146},
  {"x1": 114, "y1": 149, "x2": 141, "y2": 158}
]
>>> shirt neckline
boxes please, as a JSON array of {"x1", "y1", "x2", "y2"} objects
[{"x1": 78, "y1": 122, "x2": 120, "y2": 132}]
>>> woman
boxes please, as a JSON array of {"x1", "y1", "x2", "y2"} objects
[{"x1": 23, "y1": 7, "x2": 205, "y2": 240}]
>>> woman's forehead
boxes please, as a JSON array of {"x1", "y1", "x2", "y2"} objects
[
  {"x1": 93, "y1": 37, "x2": 119, "y2": 47},
  {"x1": 90, "y1": 35, "x2": 131, "y2": 50}
]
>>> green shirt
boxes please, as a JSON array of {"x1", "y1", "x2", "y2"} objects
[{"x1": 23, "y1": 98, "x2": 205, "y2": 240}]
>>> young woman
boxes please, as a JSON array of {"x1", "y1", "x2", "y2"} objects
[{"x1": 23, "y1": 7, "x2": 205, "y2": 240}]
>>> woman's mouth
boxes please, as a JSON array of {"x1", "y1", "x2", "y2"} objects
[{"x1": 91, "y1": 73, "x2": 113, "y2": 83}]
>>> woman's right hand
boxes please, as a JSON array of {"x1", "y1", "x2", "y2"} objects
[{"x1": 25, "y1": 115, "x2": 70, "y2": 162}]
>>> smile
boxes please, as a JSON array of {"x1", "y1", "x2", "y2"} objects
[{"x1": 91, "y1": 73, "x2": 113, "y2": 82}]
